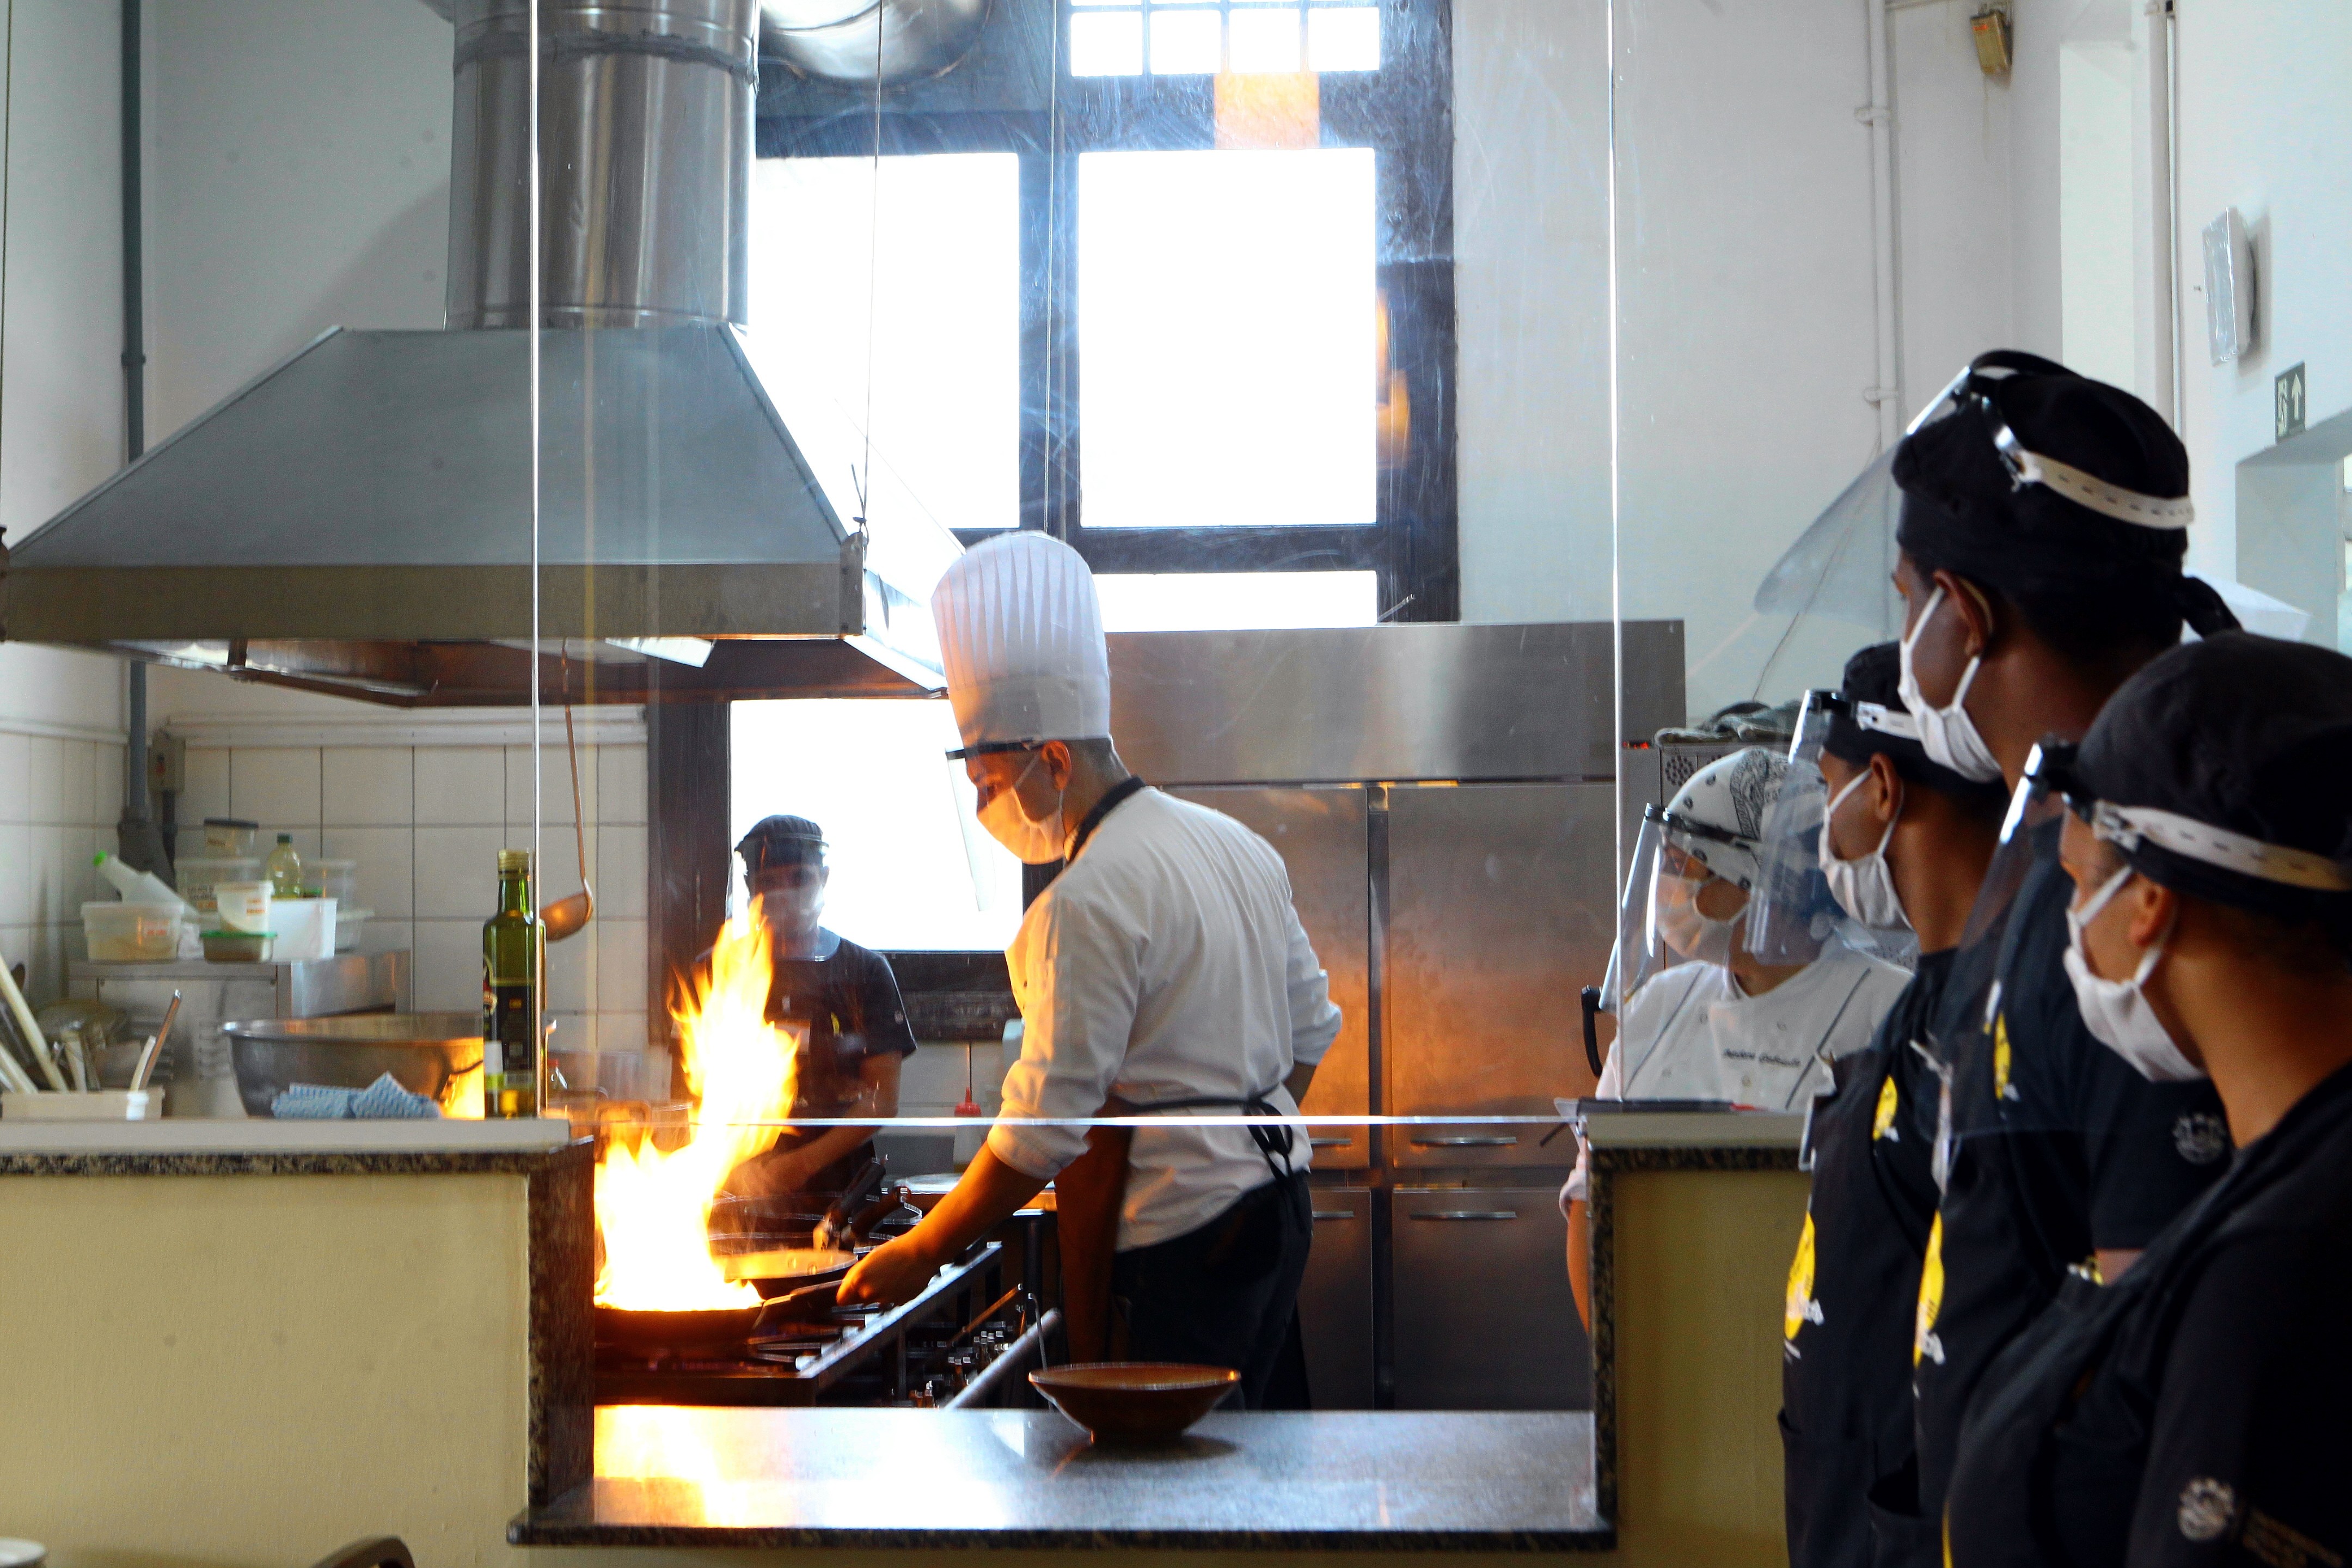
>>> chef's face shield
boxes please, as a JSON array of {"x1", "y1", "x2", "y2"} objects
[
  {"x1": 1743, "y1": 691, "x2": 1843, "y2": 965},
  {"x1": 1599, "y1": 804, "x2": 1762, "y2": 1012}
]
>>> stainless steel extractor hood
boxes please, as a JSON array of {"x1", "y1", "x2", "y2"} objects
[{"x1": 0, "y1": 0, "x2": 952, "y2": 707}]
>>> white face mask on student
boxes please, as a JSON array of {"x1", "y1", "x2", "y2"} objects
[
  {"x1": 1818, "y1": 771, "x2": 1909, "y2": 930},
  {"x1": 1897, "y1": 585, "x2": 2005, "y2": 784},
  {"x1": 977, "y1": 751, "x2": 1068, "y2": 865},
  {"x1": 1656, "y1": 874, "x2": 1741, "y2": 965},
  {"x1": 2061, "y1": 864, "x2": 2203, "y2": 1082}
]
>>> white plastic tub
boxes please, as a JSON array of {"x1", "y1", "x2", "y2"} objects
[
  {"x1": 333, "y1": 905, "x2": 373, "y2": 953},
  {"x1": 81, "y1": 903, "x2": 183, "y2": 963}
]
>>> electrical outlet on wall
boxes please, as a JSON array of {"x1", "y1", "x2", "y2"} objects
[{"x1": 148, "y1": 730, "x2": 187, "y2": 794}]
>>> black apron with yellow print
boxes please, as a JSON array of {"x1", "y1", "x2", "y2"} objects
[{"x1": 1783, "y1": 952, "x2": 1952, "y2": 1568}]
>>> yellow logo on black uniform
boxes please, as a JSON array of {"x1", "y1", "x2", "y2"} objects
[
  {"x1": 1785, "y1": 1212, "x2": 1823, "y2": 1349},
  {"x1": 1915, "y1": 1214, "x2": 1945, "y2": 1365},
  {"x1": 1993, "y1": 1013, "x2": 2020, "y2": 1102},
  {"x1": 1874, "y1": 1075, "x2": 1900, "y2": 1141}
]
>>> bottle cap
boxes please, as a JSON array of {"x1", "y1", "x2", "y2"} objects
[
  {"x1": 277, "y1": 834, "x2": 292, "y2": 844},
  {"x1": 498, "y1": 849, "x2": 533, "y2": 873}
]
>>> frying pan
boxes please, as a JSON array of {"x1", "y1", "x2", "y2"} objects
[{"x1": 593, "y1": 1275, "x2": 850, "y2": 1356}]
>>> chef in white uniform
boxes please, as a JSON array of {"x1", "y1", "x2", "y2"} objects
[
  {"x1": 1563, "y1": 746, "x2": 1909, "y2": 1322},
  {"x1": 840, "y1": 533, "x2": 1344, "y2": 1407}
]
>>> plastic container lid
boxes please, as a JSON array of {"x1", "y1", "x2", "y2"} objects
[{"x1": 203, "y1": 817, "x2": 259, "y2": 829}]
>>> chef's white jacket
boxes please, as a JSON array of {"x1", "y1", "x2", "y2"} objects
[
  {"x1": 989, "y1": 787, "x2": 1344, "y2": 1250},
  {"x1": 1561, "y1": 943, "x2": 1910, "y2": 1203}
]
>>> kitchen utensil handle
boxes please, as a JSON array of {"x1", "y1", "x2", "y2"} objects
[
  {"x1": 0, "y1": 953, "x2": 64, "y2": 1091},
  {"x1": 1582, "y1": 985, "x2": 1604, "y2": 1077},
  {"x1": 1408, "y1": 1135, "x2": 1519, "y2": 1147},
  {"x1": 1408, "y1": 1210, "x2": 1521, "y2": 1221},
  {"x1": 132, "y1": 991, "x2": 181, "y2": 1092}
]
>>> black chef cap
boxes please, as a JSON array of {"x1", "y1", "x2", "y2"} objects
[
  {"x1": 2075, "y1": 632, "x2": 2352, "y2": 933},
  {"x1": 1824, "y1": 642, "x2": 2009, "y2": 812},
  {"x1": 1893, "y1": 351, "x2": 2237, "y2": 647},
  {"x1": 737, "y1": 814, "x2": 827, "y2": 872}
]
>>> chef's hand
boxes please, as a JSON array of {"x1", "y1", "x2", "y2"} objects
[{"x1": 839, "y1": 1234, "x2": 941, "y2": 1307}]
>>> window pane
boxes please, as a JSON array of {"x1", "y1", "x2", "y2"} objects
[
  {"x1": 746, "y1": 155, "x2": 1020, "y2": 547},
  {"x1": 1069, "y1": 9, "x2": 1142, "y2": 75},
  {"x1": 1079, "y1": 148, "x2": 1376, "y2": 528},
  {"x1": 1096, "y1": 569, "x2": 1380, "y2": 630},
  {"x1": 1228, "y1": 7, "x2": 1303, "y2": 73},
  {"x1": 1149, "y1": 8, "x2": 1223, "y2": 73},
  {"x1": 1307, "y1": 5, "x2": 1380, "y2": 72},
  {"x1": 731, "y1": 700, "x2": 1024, "y2": 952}
]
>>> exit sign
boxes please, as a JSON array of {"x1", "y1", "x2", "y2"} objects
[{"x1": 2276, "y1": 362, "x2": 2307, "y2": 441}]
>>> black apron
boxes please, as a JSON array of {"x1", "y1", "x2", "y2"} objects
[
  {"x1": 1943, "y1": 1063, "x2": 2352, "y2": 1568},
  {"x1": 1783, "y1": 953, "x2": 1952, "y2": 1568}
]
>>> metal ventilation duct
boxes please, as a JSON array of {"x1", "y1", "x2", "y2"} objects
[
  {"x1": 761, "y1": 0, "x2": 990, "y2": 87},
  {"x1": 0, "y1": 0, "x2": 953, "y2": 707}
]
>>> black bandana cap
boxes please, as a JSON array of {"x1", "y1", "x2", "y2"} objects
[
  {"x1": 2074, "y1": 632, "x2": 2352, "y2": 923},
  {"x1": 1892, "y1": 351, "x2": 2237, "y2": 636},
  {"x1": 1824, "y1": 642, "x2": 2008, "y2": 809},
  {"x1": 737, "y1": 814, "x2": 827, "y2": 872}
]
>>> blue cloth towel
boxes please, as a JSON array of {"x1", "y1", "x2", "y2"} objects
[{"x1": 272, "y1": 1072, "x2": 442, "y2": 1120}]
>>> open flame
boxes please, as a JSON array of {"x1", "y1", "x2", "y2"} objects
[{"x1": 593, "y1": 907, "x2": 796, "y2": 1310}]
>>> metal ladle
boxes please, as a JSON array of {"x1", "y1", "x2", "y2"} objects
[{"x1": 542, "y1": 656, "x2": 595, "y2": 944}]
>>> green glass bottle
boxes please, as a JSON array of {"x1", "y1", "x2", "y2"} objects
[{"x1": 481, "y1": 849, "x2": 545, "y2": 1119}]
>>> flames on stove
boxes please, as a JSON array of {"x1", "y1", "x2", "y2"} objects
[{"x1": 593, "y1": 904, "x2": 797, "y2": 1311}]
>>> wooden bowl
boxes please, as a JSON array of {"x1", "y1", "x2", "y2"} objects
[{"x1": 1028, "y1": 1362, "x2": 1240, "y2": 1443}]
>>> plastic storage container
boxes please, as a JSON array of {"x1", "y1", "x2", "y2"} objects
[
  {"x1": 201, "y1": 818, "x2": 260, "y2": 855},
  {"x1": 269, "y1": 897, "x2": 336, "y2": 961},
  {"x1": 309, "y1": 859, "x2": 360, "y2": 905},
  {"x1": 175, "y1": 856, "x2": 262, "y2": 912},
  {"x1": 333, "y1": 906, "x2": 373, "y2": 953},
  {"x1": 82, "y1": 902, "x2": 184, "y2": 962}
]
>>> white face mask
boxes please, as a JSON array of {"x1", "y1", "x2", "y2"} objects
[
  {"x1": 2061, "y1": 865, "x2": 2202, "y2": 1082},
  {"x1": 1897, "y1": 585, "x2": 2004, "y2": 783},
  {"x1": 1818, "y1": 771, "x2": 1910, "y2": 930},
  {"x1": 1656, "y1": 873, "x2": 1741, "y2": 965},
  {"x1": 977, "y1": 752, "x2": 1068, "y2": 865}
]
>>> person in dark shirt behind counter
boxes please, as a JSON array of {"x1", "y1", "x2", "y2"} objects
[
  {"x1": 1944, "y1": 632, "x2": 2352, "y2": 1568},
  {"x1": 713, "y1": 814, "x2": 918, "y2": 1209}
]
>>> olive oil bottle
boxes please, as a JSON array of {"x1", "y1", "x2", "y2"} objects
[{"x1": 481, "y1": 849, "x2": 545, "y2": 1118}]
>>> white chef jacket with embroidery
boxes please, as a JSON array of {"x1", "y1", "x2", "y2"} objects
[
  {"x1": 988, "y1": 786, "x2": 1344, "y2": 1250},
  {"x1": 1561, "y1": 944, "x2": 1910, "y2": 1204}
]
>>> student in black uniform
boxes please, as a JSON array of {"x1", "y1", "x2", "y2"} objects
[
  {"x1": 1944, "y1": 632, "x2": 2352, "y2": 1568},
  {"x1": 1882, "y1": 353, "x2": 2242, "y2": 1527},
  {"x1": 1778, "y1": 644, "x2": 2008, "y2": 1568},
  {"x1": 716, "y1": 815, "x2": 919, "y2": 1204}
]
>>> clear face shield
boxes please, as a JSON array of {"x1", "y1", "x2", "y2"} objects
[
  {"x1": 1747, "y1": 691, "x2": 1919, "y2": 968},
  {"x1": 1599, "y1": 804, "x2": 1761, "y2": 1014}
]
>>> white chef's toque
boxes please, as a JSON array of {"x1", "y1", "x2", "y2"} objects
[{"x1": 930, "y1": 532, "x2": 1112, "y2": 751}]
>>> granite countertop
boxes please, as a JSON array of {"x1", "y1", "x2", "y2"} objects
[
  {"x1": 511, "y1": 1407, "x2": 1609, "y2": 1550},
  {"x1": 0, "y1": 1116, "x2": 585, "y2": 1174}
]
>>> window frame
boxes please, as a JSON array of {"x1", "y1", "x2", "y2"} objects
[{"x1": 755, "y1": 0, "x2": 1459, "y2": 621}]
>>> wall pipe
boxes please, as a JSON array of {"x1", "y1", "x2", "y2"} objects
[
  {"x1": 2145, "y1": 0, "x2": 2180, "y2": 430},
  {"x1": 1862, "y1": 0, "x2": 1904, "y2": 445},
  {"x1": 117, "y1": 0, "x2": 166, "y2": 876}
]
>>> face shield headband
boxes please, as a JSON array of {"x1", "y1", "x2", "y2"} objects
[
  {"x1": 1903, "y1": 359, "x2": 2195, "y2": 531},
  {"x1": 2031, "y1": 745, "x2": 2352, "y2": 922}
]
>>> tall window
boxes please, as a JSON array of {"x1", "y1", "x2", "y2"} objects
[{"x1": 754, "y1": 0, "x2": 1456, "y2": 618}]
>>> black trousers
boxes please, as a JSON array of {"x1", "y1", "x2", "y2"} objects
[{"x1": 1110, "y1": 1172, "x2": 1313, "y2": 1410}]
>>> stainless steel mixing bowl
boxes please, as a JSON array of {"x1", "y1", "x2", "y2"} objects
[{"x1": 223, "y1": 1013, "x2": 484, "y2": 1117}]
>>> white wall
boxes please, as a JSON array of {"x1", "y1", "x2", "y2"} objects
[
  {"x1": 143, "y1": 0, "x2": 449, "y2": 431},
  {"x1": 2172, "y1": 0, "x2": 2352, "y2": 624},
  {"x1": 1453, "y1": 0, "x2": 2020, "y2": 718},
  {"x1": 0, "y1": 1, "x2": 133, "y2": 1001}
]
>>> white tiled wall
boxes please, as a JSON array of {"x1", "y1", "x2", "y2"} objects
[
  {"x1": 0, "y1": 732, "x2": 131, "y2": 1006},
  {"x1": 176, "y1": 740, "x2": 651, "y2": 1052}
]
